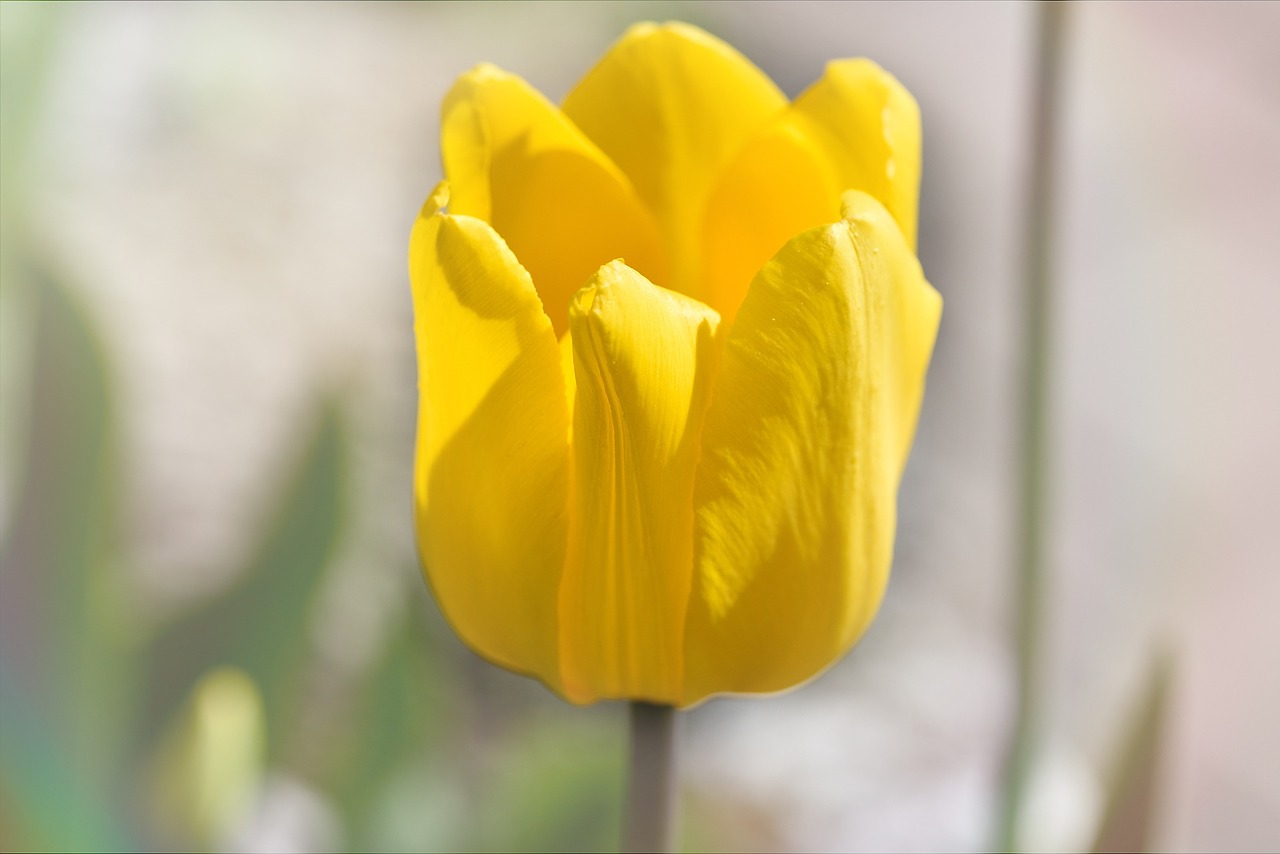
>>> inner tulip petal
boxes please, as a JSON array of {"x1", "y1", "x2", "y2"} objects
[
  {"x1": 409, "y1": 185, "x2": 571, "y2": 694},
  {"x1": 683, "y1": 191, "x2": 941, "y2": 706},
  {"x1": 558, "y1": 260, "x2": 723, "y2": 704},
  {"x1": 702, "y1": 58, "x2": 922, "y2": 322},
  {"x1": 442, "y1": 64, "x2": 667, "y2": 336},
  {"x1": 782, "y1": 59, "x2": 922, "y2": 249},
  {"x1": 703, "y1": 122, "x2": 836, "y2": 323},
  {"x1": 562, "y1": 22, "x2": 786, "y2": 303}
]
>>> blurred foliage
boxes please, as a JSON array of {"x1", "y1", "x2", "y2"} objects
[
  {"x1": 0, "y1": 9, "x2": 650, "y2": 847},
  {"x1": 1092, "y1": 653, "x2": 1173, "y2": 854},
  {"x1": 147, "y1": 668, "x2": 266, "y2": 848},
  {"x1": 140, "y1": 401, "x2": 346, "y2": 761},
  {"x1": 0, "y1": 261, "x2": 132, "y2": 851},
  {"x1": 0, "y1": 1, "x2": 62, "y2": 499},
  {"x1": 0, "y1": 254, "x2": 638, "y2": 851},
  {"x1": 474, "y1": 720, "x2": 625, "y2": 853}
]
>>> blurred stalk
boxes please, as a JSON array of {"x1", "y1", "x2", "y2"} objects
[
  {"x1": 996, "y1": 3, "x2": 1070, "y2": 850},
  {"x1": 622, "y1": 702, "x2": 677, "y2": 853}
]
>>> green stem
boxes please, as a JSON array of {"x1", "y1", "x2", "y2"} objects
[
  {"x1": 622, "y1": 702, "x2": 678, "y2": 853},
  {"x1": 997, "y1": 3, "x2": 1069, "y2": 851}
]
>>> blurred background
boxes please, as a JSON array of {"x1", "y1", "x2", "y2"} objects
[{"x1": 1, "y1": 1, "x2": 1277, "y2": 851}]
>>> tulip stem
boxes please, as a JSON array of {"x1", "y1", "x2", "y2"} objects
[
  {"x1": 623, "y1": 701, "x2": 678, "y2": 853},
  {"x1": 996, "y1": 2, "x2": 1070, "y2": 851}
]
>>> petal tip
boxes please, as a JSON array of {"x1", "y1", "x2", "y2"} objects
[
  {"x1": 621, "y1": 20, "x2": 660, "y2": 39},
  {"x1": 616, "y1": 20, "x2": 726, "y2": 53},
  {"x1": 420, "y1": 180, "x2": 451, "y2": 220},
  {"x1": 839, "y1": 188, "x2": 892, "y2": 228},
  {"x1": 459, "y1": 61, "x2": 509, "y2": 84},
  {"x1": 568, "y1": 258, "x2": 630, "y2": 321},
  {"x1": 826, "y1": 56, "x2": 884, "y2": 77},
  {"x1": 569, "y1": 282, "x2": 599, "y2": 321}
]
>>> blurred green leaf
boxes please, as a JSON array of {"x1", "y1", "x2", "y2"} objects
[
  {"x1": 0, "y1": 659, "x2": 131, "y2": 851},
  {"x1": 0, "y1": 0, "x2": 63, "y2": 215},
  {"x1": 1092, "y1": 652, "x2": 1173, "y2": 854},
  {"x1": 0, "y1": 1, "x2": 64, "y2": 512},
  {"x1": 0, "y1": 262, "x2": 133, "y2": 848},
  {"x1": 331, "y1": 602, "x2": 449, "y2": 847},
  {"x1": 475, "y1": 716, "x2": 626, "y2": 854},
  {"x1": 347, "y1": 697, "x2": 627, "y2": 853},
  {"x1": 143, "y1": 401, "x2": 347, "y2": 761}
]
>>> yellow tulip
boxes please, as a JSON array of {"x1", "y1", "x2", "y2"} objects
[{"x1": 408, "y1": 22, "x2": 941, "y2": 707}]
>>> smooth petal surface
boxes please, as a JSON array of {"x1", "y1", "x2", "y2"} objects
[
  {"x1": 703, "y1": 59, "x2": 921, "y2": 321},
  {"x1": 703, "y1": 122, "x2": 833, "y2": 322},
  {"x1": 683, "y1": 191, "x2": 941, "y2": 705},
  {"x1": 562, "y1": 22, "x2": 786, "y2": 301},
  {"x1": 792, "y1": 60, "x2": 922, "y2": 248},
  {"x1": 409, "y1": 183, "x2": 570, "y2": 692},
  {"x1": 559, "y1": 261, "x2": 723, "y2": 704},
  {"x1": 442, "y1": 65, "x2": 666, "y2": 336}
]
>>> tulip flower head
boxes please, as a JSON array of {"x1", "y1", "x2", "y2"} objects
[{"x1": 409, "y1": 22, "x2": 941, "y2": 707}]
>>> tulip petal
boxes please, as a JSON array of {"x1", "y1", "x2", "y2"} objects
[
  {"x1": 703, "y1": 121, "x2": 834, "y2": 322},
  {"x1": 791, "y1": 59, "x2": 922, "y2": 249},
  {"x1": 442, "y1": 65, "x2": 666, "y2": 336},
  {"x1": 559, "y1": 260, "x2": 723, "y2": 704},
  {"x1": 562, "y1": 22, "x2": 786, "y2": 301},
  {"x1": 683, "y1": 191, "x2": 940, "y2": 705},
  {"x1": 409, "y1": 183, "x2": 570, "y2": 692},
  {"x1": 703, "y1": 59, "x2": 922, "y2": 321}
]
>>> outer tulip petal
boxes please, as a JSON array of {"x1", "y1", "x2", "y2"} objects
[
  {"x1": 683, "y1": 191, "x2": 940, "y2": 705},
  {"x1": 559, "y1": 260, "x2": 723, "y2": 704},
  {"x1": 442, "y1": 65, "x2": 666, "y2": 336},
  {"x1": 703, "y1": 59, "x2": 921, "y2": 321},
  {"x1": 409, "y1": 183, "x2": 570, "y2": 692},
  {"x1": 562, "y1": 22, "x2": 786, "y2": 302}
]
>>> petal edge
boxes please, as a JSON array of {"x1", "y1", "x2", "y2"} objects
[
  {"x1": 683, "y1": 192, "x2": 939, "y2": 705},
  {"x1": 558, "y1": 260, "x2": 723, "y2": 704},
  {"x1": 410, "y1": 203, "x2": 571, "y2": 693},
  {"x1": 563, "y1": 22, "x2": 786, "y2": 301}
]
